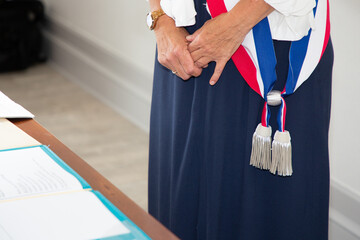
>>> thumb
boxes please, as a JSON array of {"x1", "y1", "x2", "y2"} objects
[
  {"x1": 209, "y1": 60, "x2": 226, "y2": 85},
  {"x1": 186, "y1": 35, "x2": 195, "y2": 42},
  {"x1": 186, "y1": 30, "x2": 200, "y2": 42}
]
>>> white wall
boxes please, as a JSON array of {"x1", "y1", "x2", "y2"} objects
[
  {"x1": 329, "y1": 0, "x2": 360, "y2": 196},
  {"x1": 44, "y1": 0, "x2": 155, "y2": 75},
  {"x1": 43, "y1": 0, "x2": 360, "y2": 238},
  {"x1": 43, "y1": 0, "x2": 155, "y2": 129}
]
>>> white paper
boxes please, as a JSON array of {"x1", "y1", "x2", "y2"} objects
[
  {"x1": 0, "y1": 191, "x2": 130, "y2": 240},
  {"x1": 0, "y1": 119, "x2": 40, "y2": 150},
  {"x1": 0, "y1": 147, "x2": 84, "y2": 200},
  {"x1": 0, "y1": 91, "x2": 34, "y2": 118}
]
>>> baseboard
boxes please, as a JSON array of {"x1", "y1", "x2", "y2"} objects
[
  {"x1": 330, "y1": 179, "x2": 360, "y2": 240},
  {"x1": 44, "y1": 18, "x2": 153, "y2": 132}
]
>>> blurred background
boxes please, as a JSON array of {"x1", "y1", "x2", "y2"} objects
[{"x1": 0, "y1": 0, "x2": 359, "y2": 239}]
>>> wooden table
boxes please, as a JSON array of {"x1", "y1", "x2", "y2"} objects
[{"x1": 11, "y1": 118, "x2": 179, "y2": 240}]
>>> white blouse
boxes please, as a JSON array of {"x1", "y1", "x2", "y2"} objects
[{"x1": 160, "y1": 0, "x2": 316, "y2": 41}]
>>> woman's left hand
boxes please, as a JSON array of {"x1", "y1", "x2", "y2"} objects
[{"x1": 186, "y1": 12, "x2": 249, "y2": 85}]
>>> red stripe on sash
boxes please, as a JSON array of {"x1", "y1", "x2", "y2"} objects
[
  {"x1": 282, "y1": 99, "x2": 287, "y2": 131},
  {"x1": 321, "y1": 0, "x2": 331, "y2": 58},
  {"x1": 207, "y1": 0, "x2": 227, "y2": 17},
  {"x1": 232, "y1": 48, "x2": 261, "y2": 95},
  {"x1": 206, "y1": 0, "x2": 262, "y2": 96},
  {"x1": 261, "y1": 102, "x2": 268, "y2": 127}
]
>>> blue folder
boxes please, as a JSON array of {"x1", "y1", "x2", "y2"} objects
[{"x1": 0, "y1": 145, "x2": 151, "y2": 240}]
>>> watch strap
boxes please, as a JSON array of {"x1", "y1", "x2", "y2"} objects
[{"x1": 150, "y1": 8, "x2": 165, "y2": 30}]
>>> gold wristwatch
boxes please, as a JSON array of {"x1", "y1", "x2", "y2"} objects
[{"x1": 147, "y1": 8, "x2": 165, "y2": 30}]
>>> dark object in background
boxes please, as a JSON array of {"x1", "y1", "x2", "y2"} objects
[{"x1": 0, "y1": 0, "x2": 46, "y2": 72}]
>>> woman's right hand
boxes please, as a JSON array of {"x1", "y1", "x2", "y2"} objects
[{"x1": 154, "y1": 15, "x2": 202, "y2": 80}]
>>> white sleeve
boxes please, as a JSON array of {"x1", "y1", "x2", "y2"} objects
[
  {"x1": 159, "y1": 0, "x2": 315, "y2": 40},
  {"x1": 264, "y1": 0, "x2": 316, "y2": 40},
  {"x1": 160, "y1": 0, "x2": 197, "y2": 27}
]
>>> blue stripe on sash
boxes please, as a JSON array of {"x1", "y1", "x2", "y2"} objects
[
  {"x1": 266, "y1": 104, "x2": 271, "y2": 126},
  {"x1": 285, "y1": 0, "x2": 319, "y2": 95},
  {"x1": 252, "y1": 17, "x2": 277, "y2": 99},
  {"x1": 285, "y1": 34, "x2": 311, "y2": 94},
  {"x1": 277, "y1": 101, "x2": 284, "y2": 131}
]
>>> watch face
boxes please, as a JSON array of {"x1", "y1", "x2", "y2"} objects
[{"x1": 146, "y1": 13, "x2": 153, "y2": 29}]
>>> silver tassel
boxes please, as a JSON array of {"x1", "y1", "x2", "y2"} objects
[
  {"x1": 270, "y1": 130, "x2": 292, "y2": 176},
  {"x1": 250, "y1": 123, "x2": 272, "y2": 170}
]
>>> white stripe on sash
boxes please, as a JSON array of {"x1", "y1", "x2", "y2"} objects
[
  {"x1": 296, "y1": 0, "x2": 328, "y2": 91},
  {"x1": 242, "y1": 31, "x2": 265, "y2": 98}
]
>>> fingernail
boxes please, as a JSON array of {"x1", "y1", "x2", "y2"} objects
[{"x1": 210, "y1": 81, "x2": 215, "y2": 85}]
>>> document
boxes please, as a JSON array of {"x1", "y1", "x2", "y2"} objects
[
  {"x1": 0, "y1": 146, "x2": 86, "y2": 200},
  {"x1": 0, "y1": 118, "x2": 40, "y2": 150},
  {"x1": 0, "y1": 91, "x2": 34, "y2": 118},
  {"x1": 0, "y1": 191, "x2": 130, "y2": 240},
  {"x1": 0, "y1": 146, "x2": 150, "y2": 240}
]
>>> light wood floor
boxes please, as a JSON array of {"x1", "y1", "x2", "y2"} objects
[{"x1": 0, "y1": 64, "x2": 149, "y2": 210}]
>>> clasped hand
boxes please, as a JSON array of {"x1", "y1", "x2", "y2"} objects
[{"x1": 155, "y1": 12, "x2": 247, "y2": 85}]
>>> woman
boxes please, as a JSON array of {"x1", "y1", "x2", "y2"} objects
[{"x1": 147, "y1": 0, "x2": 333, "y2": 239}]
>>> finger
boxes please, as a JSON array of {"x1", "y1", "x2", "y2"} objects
[
  {"x1": 209, "y1": 60, "x2": 227, "y2": 85},
  {"x1": 174, "y1": 58, "x2": 192, "y2": 80},
  {"x1": 186, "y1": 35, "x2": 195, "y2": 42},
  {"x1": 164, "y1": 62, "x2": 174, "y2": 72},
  {"x1": 189, "y1": 48, "x2": 203, "y2": 62},
  {"x1": 188, "y1": 40, "x2": 201, "y2": 53},
  {"x1": 195, "y1": 57, "x2": 211, "y2": 68},
  {"x1": 167, "y1": 62, "x2": 180, "y2": 77},
  {"x1": 164, "y1": 49, "x2": 190, "y2": 80},
  {"x1": 168, "y1": 63, "x2": 177, "y2": 74},
  {"x1": 186, "y1": 29, "x2": 201, "y2": 42},
  {"x1": 177, "y1": 49, "x2": 202, "y2": 77},
  {"x1": 157, "y1": 52, "x2": 173, "y2": 70},
  {"x1": 166, "y1": 56, "x2": 187, "y2": 79},
  {"x1": 160, "y1": 55, "x2": 176, "y2": 73},
  {"x1": 157, "y1": 48, "x2": 180, "y2": 74}
]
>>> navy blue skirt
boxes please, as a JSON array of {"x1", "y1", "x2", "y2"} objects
[{"x1": 148, "y1": 1, "x2": 334, "y2": 239}]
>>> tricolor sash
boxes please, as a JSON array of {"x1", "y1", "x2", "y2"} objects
[{"x1": 206, "y1": 0, "x2": 331, "y2": 176}]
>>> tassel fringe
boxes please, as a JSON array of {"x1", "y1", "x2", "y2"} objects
[
  {"x1": 250, "y1": 124, "x2": 272, "y2": 170},
  {"x1": 270, "y1": 130, "x2": 292, "y2": 176}
]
